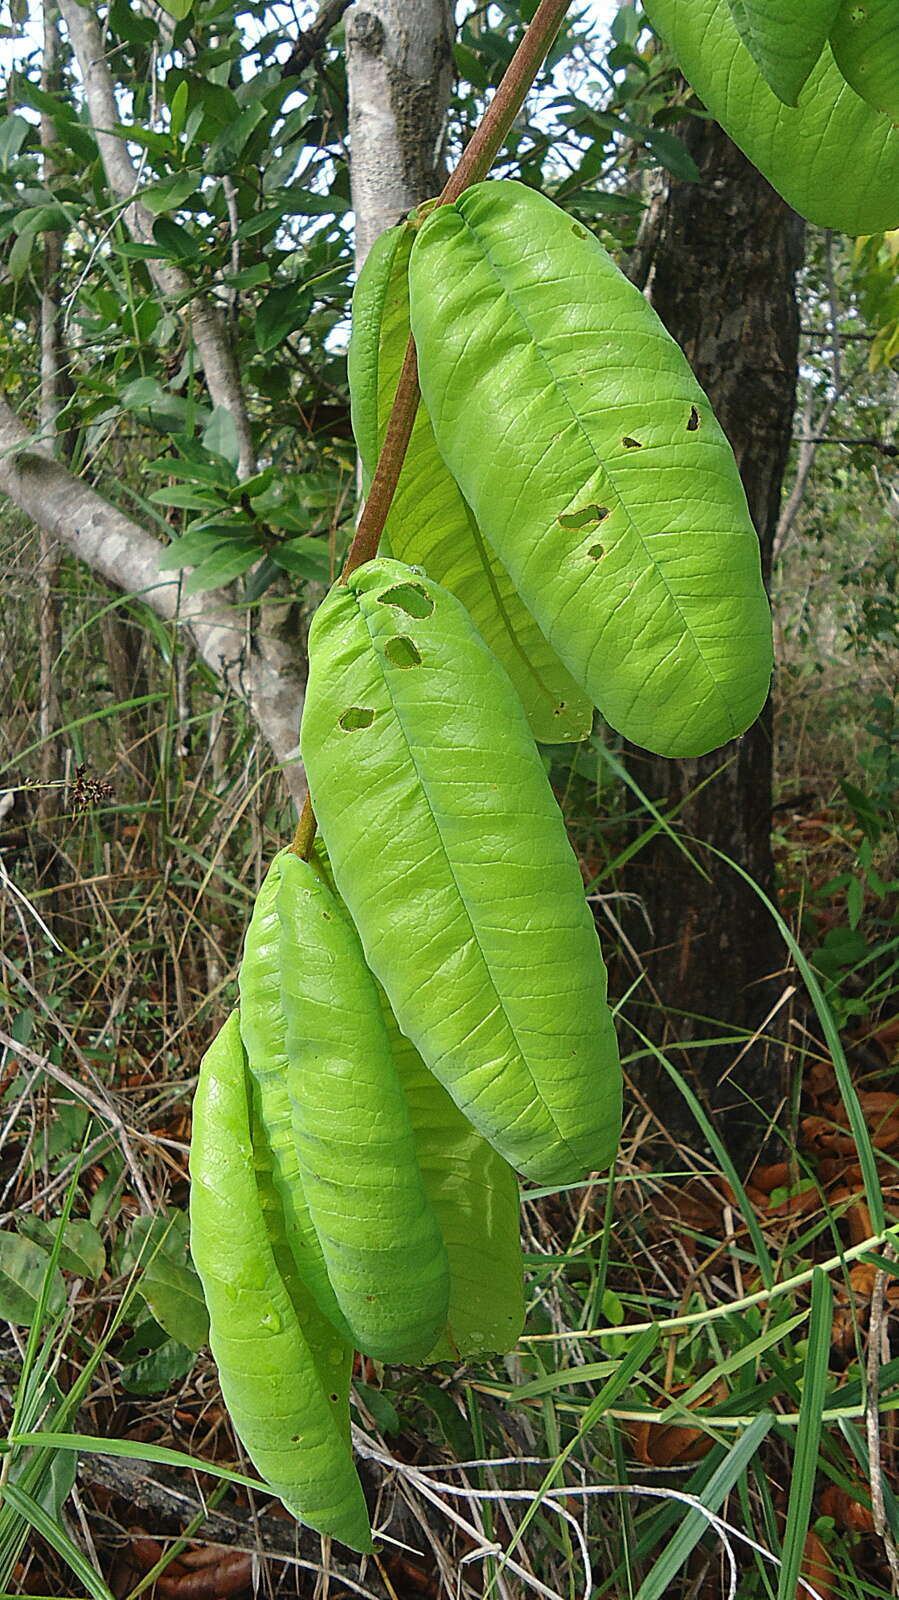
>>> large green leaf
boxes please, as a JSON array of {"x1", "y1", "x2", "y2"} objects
[
  {"x1": 830, "y1": 0, "x2": 899, "y2": 121},
  {"x1": 189, "y1": 1012, "x2": 371, "y2": 1552},
  {"x1": 384, "y1": 1015, "x2": 525, "y2": 1361},
  {"x1": 725, "y1": 0, "x2": 840, "y2": 105},
  {"x1": 301, "y1": 558, "x2": 621, "y2": 1186},
  {"x1": 643, "y1": 0, "x2": 899, "y2": 233},
  {"x1": 409, "y1": 181, "x2": 772, "y2": 758},
  {"x1": 275, "y1": 853, "x2": 449, "y2": 1364},
  {"x1": 237, "y1": 860, "x2": 352, "y2": 1342},
  {"x1": 308, "y1": 843, "x2": 524, "y2": 1361},
  {"x1": 349, "y1": 225, "x2": 592, "y2": 745}
]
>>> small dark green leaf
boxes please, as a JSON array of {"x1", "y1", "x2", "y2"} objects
[
  {"x1": 0, "y1": 1232, "x2": 65, "y2": 1325},
  {"x1": 0, "y1": 114, "x2": 31, "y2": 169},
  {"x1": 354, "y1": 1382, "x2": 401, "y2": 1436},
  {"x1": 182, "y1": 543, "x2": 259, "y2": 593},
  {"x1": 254, "y1": 284, "x2": 313, "y2": 352},
  {"x1": 120, "y1": 1335, "x2": 195, "y2": 1394},
  {"x1": 17, "y1": 1215, "x2": 105, "y2": 1280},
  {"x1": 152, "y1": 215, "x2": 199, "y2": 259},
  {"x1": 139, "y1": 1255, "x2": 209, "y2": 1350},
  {"x1": 643, "y1": 128, "x2": 701, "y2": 182},
  {"x1": 142, "y1": 170, "x2": 199, "y2": 214},
  {"x1": 270, "y1": 537, "x2": 332, "y2": 580}
]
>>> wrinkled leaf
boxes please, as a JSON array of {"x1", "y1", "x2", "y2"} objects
[
  {"x1": 189, "y1": 1013, "x2": 371, "y2": 1550},
  {"x1": 830, "y1": 0, "x2": 899, "y2": 120},
  {"x1": 349, "y1": 224, "x2": 591, "y2": 744},
  {"x1": 313, "y1": 844, "x2": 525, "y2": 1361},
  {"x1": 643, "y1": 0, "x2": 899, "y2": 233},
  {"x1": 725, "y1": 0, "x2": 840, "y2": 105},
  {"x1": 410, "y1": 181, "x2": 772, "y2": 757},
  {"x1": 302, "y1": 557, "x2": 621, "y2": 1186},
  {"x1": 275, "y1": 853, "x2": 450, "y2": 1363}
]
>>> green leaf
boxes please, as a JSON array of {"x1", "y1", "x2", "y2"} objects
[
  {"x1": 159, "y1": 530, "x2": 233, "y2": 571},
  {"x1": 0, "y1": 114, "x2": 31, "y2": 170},
  {"x1": 7, "y1": 227, "x2": 33, "y2": 282},
  {"x1": 119, "y1": 1335, "x2": 196, "y2": 1395},
  {"x1": 142, "y1": 170, "x2": 199, "y2": 214},
  {"x1": 202, "y1": 405, "x2": 240, "y2": 470},
  {"x1": 643, "y1": 0, "x2": 899, "y2": 232},
  {"x1": 169, "y1": 80, "x2": 189, "y2": 142},
  {"x1": 777, "y1": 1270, "x2": 832, "y2": 1600},
  {"x1": 206, "y1": 103, "x2": 267, "y2": 173},
  {"x1": 354, "y1": 1382, "x2": 401, "y2": 1435},
  {"x1": 725, "y1": 0, "x2": 840, "y2": 105},
  {"x1": 409, "y1": 182, "x2": 772, "y2": 757},
  {"x1": 375, "y1": 973, "x2": 524, "y2": 1361},
  {"x1": 148, "y1": 485, "x2": 224, "y2": 511},
  {"x1": 302, "y1": 558, "x2": 621, "y2": 1186},
  {"x1": 139, "y1": 1257, "x2": 209, "y2": 1351},
  {"x1": 182, "y1": 542, "x2": 259, "y2": 593},
  {"x1": 273, "y1": 854, "x2": 451, "y2": 1363},
  {"x1": 254, "y1": 284, "x2": 312, "y2": 353},
  {"x1": 152, "y1": 215, "x2": 198, "y2": 259},
  {"x1": 156, "y1": 0, "x2": 192, "y2": 20},
  {"x1": 17, "y1": 1216, "x2": 105, "y2": 1281},
  {"x1": 189, "y1": 1013, "x2": 371, "y2": 1549},
  {"x1": 269, "y1": 537, "x2": 332, "y2": 580},
  {"x1": 642, "y1": 127, "x2": 700, "y2": 181},
  {"x1": 349, "y1": 222, "x2": 592, "y2": 744},
  {"x1": 830, "y1": 0, "x2": 899, "y2": 120},
  {"x1": 0, "y1": 1233, "x2": 65, "y2": 1325}
]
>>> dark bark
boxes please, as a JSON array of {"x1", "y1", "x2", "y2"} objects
[{"x1": 620, "y1": 116, "x2": 805, "y2": 1170}]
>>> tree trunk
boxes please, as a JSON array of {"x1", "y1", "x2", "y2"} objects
[
  {"x1": 621, "y1": 116, "x2": 805, "y2": 1169},
  {"x1": 346, "y1": 0, "x2": 453, "y2": 265}
]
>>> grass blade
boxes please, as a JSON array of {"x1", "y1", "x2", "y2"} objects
[
  {"x1": 776, "y1": 1267, "x2": 832, "y2": 1600},
  {"x1": 9, "y1": 1432, "x2": 267, "y2": 1493},
  {"x1": 0, "y1": 1481, "x2": 114, "y2": 1600},
  {"x1": 635, "y1": 1410, "x2": 774, "y2": 1600}
]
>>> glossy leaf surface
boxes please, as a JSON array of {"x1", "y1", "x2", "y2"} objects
[
  {"x1": 643, "y1": 0, "x2": 899, "y2": 233},
  {"x1": 301, "y1": 558, "x2": 621, "y2": 1186},
  {"x1": 830, "y1": 0, "x2": 899, "y2": 120},
  {"x1": 310, "y1": 844, "x2": 525, "y2": 1360},
  {"x1": 409, "y1": 181, "x2": 772, "y2": 758},
  {"x1": 725, "y1": 0, "x2": 840, "y2": 105},
  {"x1": 237, "y1": 855, "x2": 351, "y2": 1342},
  {"x1": 276, "y1": 852, "x2": 450, "y2": 1363},
  {"x1": 349, "y1": 225, "x2": 591, "y2": 744},
  {"x1": 189, "y1": 1013, "x2": 371, "y2": 1552}
]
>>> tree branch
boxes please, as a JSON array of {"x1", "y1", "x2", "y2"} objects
[
  {"x1": 281, "y1": 0, "x2": 352, "y2": 77},
  {"x1": 58, "y1": 0, "x2": 257, "y2": 480},
  {"x1": 0, "y1": 398, "x2": 306, "y2": 804}
]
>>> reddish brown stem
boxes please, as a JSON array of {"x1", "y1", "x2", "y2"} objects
[{"x1": 291, "y1": 0, "x2": 573, "y2": 857}]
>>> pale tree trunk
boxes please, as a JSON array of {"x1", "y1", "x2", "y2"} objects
[
  {"x1": 36, "y1": 1, "x2": 65, "y2": 820},
  {"x1": 58, "y1": 0, "x2": 257, "y2": 481},
  {"x1": 622, "y1": 117, "x2": 805, "y2": 1170},
  {"x1": 346, "y1": 0, "x2": 453, "y2": 265}
]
